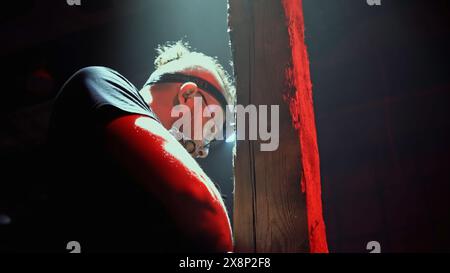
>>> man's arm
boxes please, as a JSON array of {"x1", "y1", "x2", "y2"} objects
[{"x1": 104, "y1": 114, "x2": 233, "y2": 252}]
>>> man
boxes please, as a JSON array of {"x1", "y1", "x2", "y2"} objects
[{"x1": 48, "y1": 41, "x2": 234, "y2": 252}]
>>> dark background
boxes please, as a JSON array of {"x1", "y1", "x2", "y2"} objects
[
  {"x1": 0, "y1": 0, "x2": 450, "y2": 253},
  {"x1": 304, "y1": 0, "x2": 450, "y2": 252}
]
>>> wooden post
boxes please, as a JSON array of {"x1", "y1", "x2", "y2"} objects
[{"x1": 229, "y1": 0, "x2": 310, "y2": 253}]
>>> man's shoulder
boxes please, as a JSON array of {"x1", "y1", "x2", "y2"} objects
[
  {"x1": 69, "y1": 66, "x2": 125, "y2": 85},
  {"x1": 56, "y1": 65, "x2": 143, "y2": 110},
  {"x1": 50, "y1": 65, "x2": 157, "y2": 137}
]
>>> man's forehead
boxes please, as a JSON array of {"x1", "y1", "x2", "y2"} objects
[
  {"x1": 147, "y1": 65, "x2": 228, "y2": 108},
  {"x1": 181, "y1": 66, "x2": 225, "y2": 94}
]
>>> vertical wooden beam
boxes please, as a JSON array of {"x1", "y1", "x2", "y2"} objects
[
  {"x1": 228, "y1": 0, "x2": 256, "y2": 253},
  {"x1": 229, "y1": 0, "x2": 310, "y2": 253}
]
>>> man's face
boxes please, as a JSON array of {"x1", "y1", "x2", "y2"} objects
[{"x1": 148, "y1": 68, "x2": 226, "y2": 158}]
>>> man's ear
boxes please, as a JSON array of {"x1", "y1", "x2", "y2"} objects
[{"x1": 178, "y1": 82, "x2": 198, "y2": 105}]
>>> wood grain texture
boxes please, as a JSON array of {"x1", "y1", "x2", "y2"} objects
[
  {"x1": 228, "y1": 0, "x2": 256, "y2": 253},
  {"x1": 229, "y1": 0, "x2": 309, "y2": 253}
]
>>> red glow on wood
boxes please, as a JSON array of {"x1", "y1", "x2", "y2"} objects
[{"x1": 281, "y1": 0, "x2": 329, "y2": 253}]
